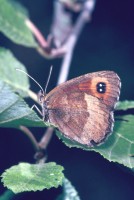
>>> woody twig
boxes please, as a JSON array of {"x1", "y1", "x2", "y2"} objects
[
  {"x1": 23, "y1": 0, "x2": 96, "y2": 163},
  {"x1": 58, "y1": 0, "x2": 96, "y2": 84},
  {"x1": 35, "y1": 0, "x2": 96, "y2": 162},
  {"x1": 26, "y1": 0, "x2": 96, "y2": 60}
]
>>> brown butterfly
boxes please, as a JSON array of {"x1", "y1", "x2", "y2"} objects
[
  {"x1": 38, "y1": 70, "x2": 121, "y2": 147},
  {"x1": 17, "y1": 69, "x2": 121, "y2": 147}
]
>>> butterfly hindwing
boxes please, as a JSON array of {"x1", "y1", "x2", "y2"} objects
[{"x1": 45, "y1": 71, "x2": 121, "y2": 146}]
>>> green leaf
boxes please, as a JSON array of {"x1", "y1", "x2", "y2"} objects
[
  {"x1": 0, "y1": 190, "x2": 14, "y2": 200},
  {"x1": 57, "y1": 178, "x2": 80, "y2": 200},
  {"x1": 0, "y1": 81, "x2": 46, "y2": 127},
  {"x1": 56, "y1": 114, "x2": 134, "y2": 169},
  {"x1": 116, "y1": 101, "x2": 134, "y2": 110},
  {"x1": 1, "y1": 162, "x2": 64, "y2": 194},
  {"x1": 95, "y1": 115, "x2": 134, "y2": 168},
  {"x1": 0, "y1": 48, "x2": 47, "y2": 127},
  {"x1": 0, "y1": 48, "x2": 30, "y2": 97},
  {"x1": 0, "y1": 0, "x2": 37, "y2": 47}
]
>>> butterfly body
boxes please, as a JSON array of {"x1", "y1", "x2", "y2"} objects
[{"x1": 41, "y1": 71, "x2": 121, "y2": 147}]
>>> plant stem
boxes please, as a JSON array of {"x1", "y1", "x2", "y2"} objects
[
  {"x1": 26, "y1": 19, "x2": 48, "y2": 48},
  {"x1": 19, "y1": 126, "x2": 40, "y2": 152},
  {"x1": 39, "y1": 127, "x2": 54, "y2": 149},
  {"x1": 23, "y1": 0, "x2": 96, "y2": 163},
  {"x1": 57, "y1": 0, "x2": 96, "y2": 84},
  {"x1": 39, "y1": 0, "x2": 96, "y2": 157}
]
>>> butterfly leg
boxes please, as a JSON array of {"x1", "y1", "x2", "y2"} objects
[{"x1": 31, "y1": 104, "x2": 43, "y2": 117}]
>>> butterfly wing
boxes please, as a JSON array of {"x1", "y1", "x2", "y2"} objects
[{"x1": 45, "y1": 71, "x2": 121, "y2": 146}]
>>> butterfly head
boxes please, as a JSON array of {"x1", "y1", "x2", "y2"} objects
[
  {"x1": 38, "y1": 89, "x2": 50, "y2": 121},
  {"x1": 38, "y1": 89, "x2": 45, "y2": 103}
]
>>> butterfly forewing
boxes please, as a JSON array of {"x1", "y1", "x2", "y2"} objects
[{"x1": 45, "y1": 71, "x2": 121, "y2": 146}]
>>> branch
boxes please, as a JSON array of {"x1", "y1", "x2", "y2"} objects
[
  {"x1": 58, "y1": 0, "x2": 96, "y2": 84},
  {"x1": 23, "y1": 0, "x2": 96, "y2": 163},
  {"x1": 26, "y1": 19, "x2": 48, "y2": 48},
  {"x1": 26, "y1": 0, "x2": 96, "y2": 60},
  {"x1": 39, "y1": 127, "x2": 54, "y2": 150},
  {"x1": 19, "y1": 126, "x2": 40, "y2": 152},
  {"x1": 38, "y1": 0, "x2": 97, "y2": 160}
]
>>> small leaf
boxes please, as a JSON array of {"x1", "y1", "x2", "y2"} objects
[
  {"x1": 57, "y1": 178, "x2": 80, "y2": 200},
  {"x1": 95, "y1": 115, "x2": 134, "y2": 168},
  {"x1": 0, "y1": 0, "x2": 37, "y2": 47},
  {"x1": 0, "y1": 48, "x2": 29, "y2": 97},
  {"x1": 56, "y1": 114, "x2": 134, "y2": 169},
  {"x1": 0, "y1": 81, "x2": 46, "y2": 127},
  {"x1": 0, "y1": 48, "x2": 47, "y2": 128},
  {"x1": 1, "y1": 162, "x2": 64, "y2": 193},
  {"x1": 0, "y1": 190, "x2": 14, "y2": 200},
  {"x1": 116, "y1": 101, "x2": 134, "y2": 110}
]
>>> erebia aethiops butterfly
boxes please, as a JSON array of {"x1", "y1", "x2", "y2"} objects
[{"x1": 17, "y1": 69, "x2": 121, "y2": 147}]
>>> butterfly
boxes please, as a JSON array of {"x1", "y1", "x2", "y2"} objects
[{"x1": 38, "y1": 70, "x2": 121, "y2": 147}]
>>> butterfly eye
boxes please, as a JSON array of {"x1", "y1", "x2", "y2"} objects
[
  {"x1": 96, "y1": 82, "x2": 106, "y2": 94},
  {"x1": 38, "y1": 90, "x2": 44, "y2": 103}
]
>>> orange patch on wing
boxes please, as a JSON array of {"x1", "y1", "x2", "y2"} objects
[{"x1": 78, "y1": 77, "x2": 111, "y2": 100}]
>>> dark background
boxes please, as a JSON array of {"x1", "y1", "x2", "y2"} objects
[{"x1": 0, "y1": 0, "x2": 134, "y2": 200}]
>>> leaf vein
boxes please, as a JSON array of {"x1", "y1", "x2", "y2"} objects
[
  {"x1": 0, "y1": 110, "x2": 33, "y2": 124},
  {"x1": 116, "y1": 133, "x2": 134, "y2": 144},
  {"x1": 128, "y1": 143, "x2": 132, "y2": 168},
  {"x1": 0, "y1": 15, "x2": 31, "y2": 43},
  {"x1": 108, "y1": 136, "x2": 120, "y2": 160},
  {"x1": 0, "y1": 98, "x2": 19, "y2": 114}
]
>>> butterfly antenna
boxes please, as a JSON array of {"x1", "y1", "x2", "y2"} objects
[
  {"x1": 44, "y1": 65, "x2": 53, "y2": 94},
  {"x1": 16, "y1": 68, "x2": 44, "y2": 95}
]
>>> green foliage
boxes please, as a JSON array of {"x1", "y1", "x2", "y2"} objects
[
  {"x1": 0, "y1": 80, "x2": 46, "y2": 128},
  {"x1": 0, "y1": 48, "x2": 134, "y2": 170},
  {"x1": 0, "y1": 48, "x2": 47, "y2": 127},
  {"x1": 57, "y1": 178, "x2": 80, "y2": 200},
  {"x1": 56, "y1": 113, "x2": 134, "y2": 169},
  {"x1": 0, "y1": 190, "x2": 14, "y2": 200},
  {"x1": 0, "y1": 2, "x2": 133, "y2": 198},
  {"x1": 0, "y1": 48, "x2": 29, "y2": 97},
  {"x1": 0, "y1": 0, "x2": 37, "y2": 47},
  {"x1": 1, "y1": 162, "x2": 64, "y2": 193},
  {"x1": 116, "y1": 101, "x2": 134, "y2": 110},
  {"x1": 95, "y1": 115, "x2": 134, "y2": 168}
]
